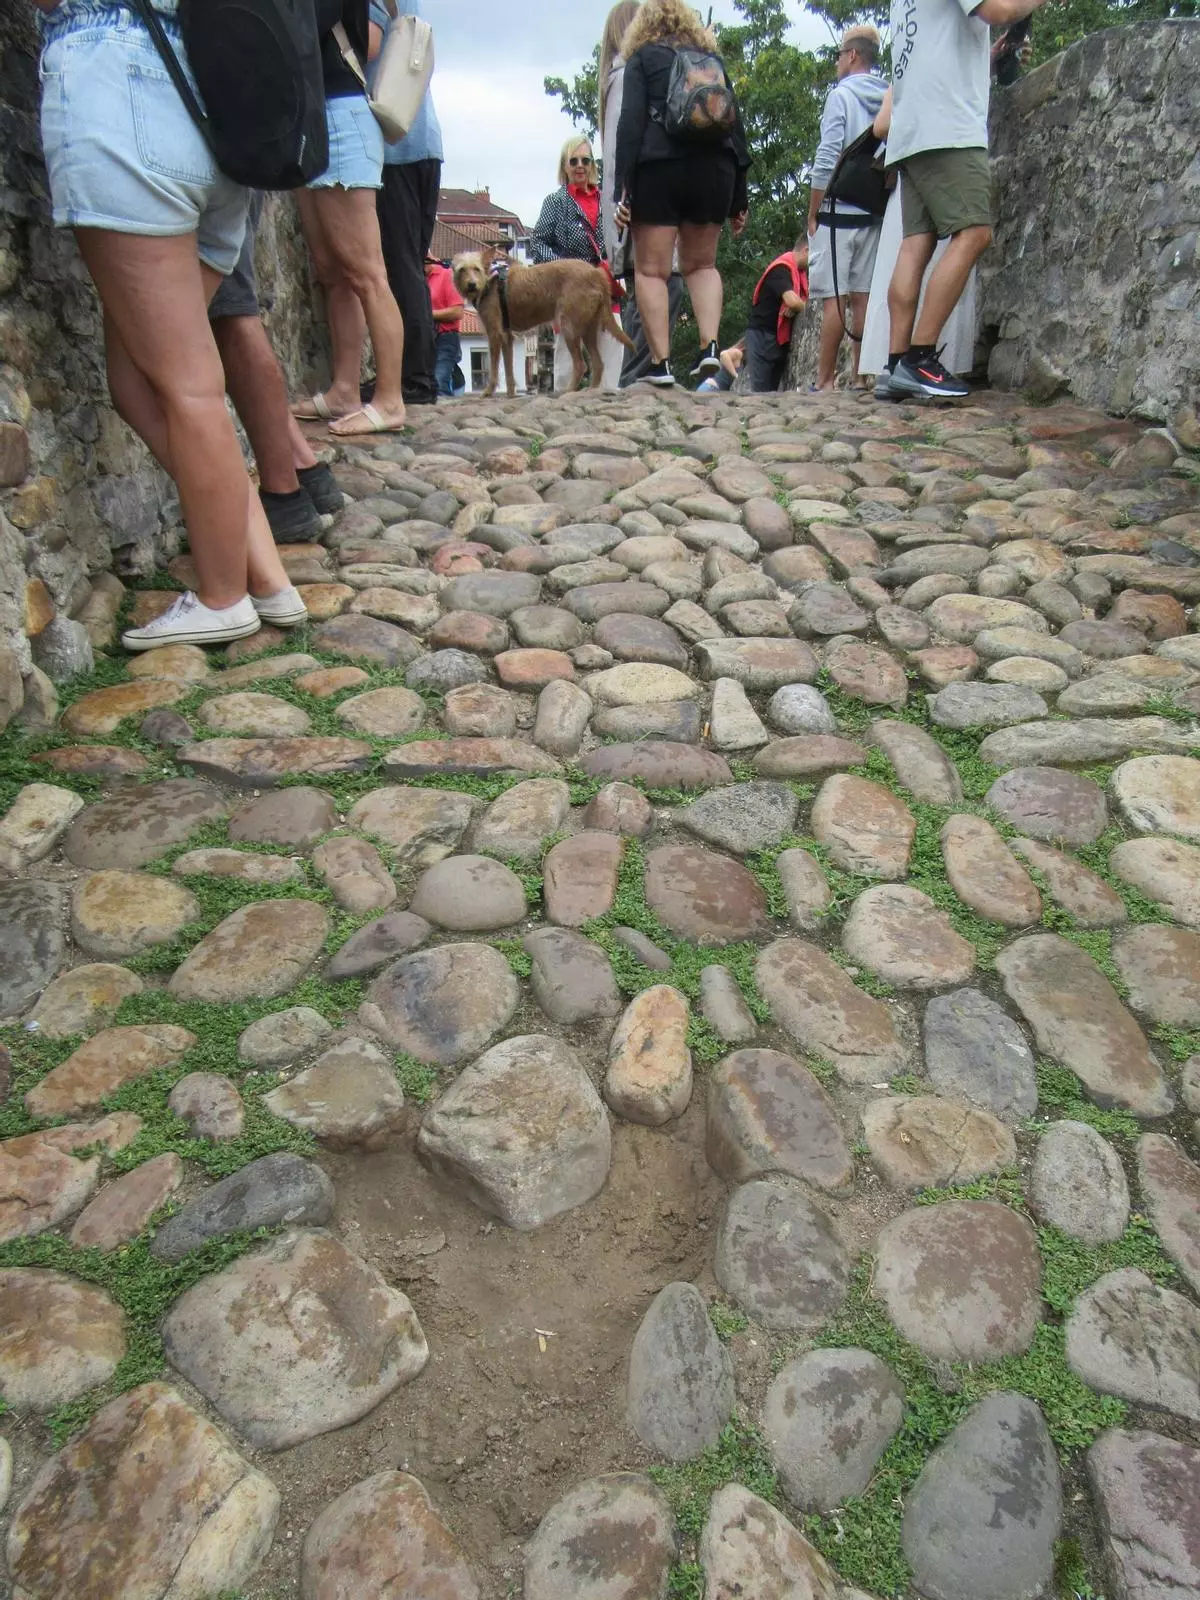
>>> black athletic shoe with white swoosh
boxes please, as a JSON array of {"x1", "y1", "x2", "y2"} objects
[{"x1": 887, "y1": 349, "x2": 970, "y2": 401}]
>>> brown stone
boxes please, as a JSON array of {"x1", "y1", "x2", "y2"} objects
[
  {"x1": 1111, "y1": 925, "x2": 1200, "y2": 1027},
  {"x1": 69, "y1": 1153, "x2": 184, "y2": 1251},
  {"x1": 312, "y1": 835, "x2": 397, "y2": 914},
  {"x1": 1010, "y1": 838, "x2": 1128, "y2": 927},
  {"x1": 71, "y1": 869, "x2": 199, "y2": 958},
  {"x1": 824, "y1": 637, "x2": 908, "y2": 707},
  {"x1": 582, "y1": 781, "x2": 654, "y2": 836},
  {"x1": 126, "y1": 643, "x2": 211, "y2": 683},
  {"x1": 28, "y1": 964, "x2": 145, "y2": 1040},
  {"x1": 176, "y1": 736, "x2": 372, "y2": 787},
  {"x1": 168, "y1": 900, "x2": 330, "y2": 1003},
  {"x1": 427, "y1": 610, "x2": 511, "y2": 655},
  {"x1": 707, "y1": 1048, "x2": 853, "y2": 1190},
  {"x1": 862, "y1": 1095, "x2": 1017, "y2": 1189},
  {"x1": 755, "y1": 938, "x2": 907, "y2": 1083},
  {"x1": 811, "y1": 774, "x2": 915, "y2": 880},
  {"x1": 0, "y1": 421, "x2": 31, "y2": 487},
  {"x1": 59, "y1": 678, "x2": 185, "y2": 735},
  {"x1": 30, "y1": 744, "x2": 151, "y2": 780},
  {"x1": 23, "y1": 577, "x2": 53, "y2": 636},
  {"x1": 543, "y1": 832, "x2": 623, "y2": 926},
  {"x1": 912, "y1": 645, "x2": 979, "y2": 688},
  {"x1": 25, "y1": 1024, "x2": 196, "y2": 1118},
  {"x1": 0, "y1": 1133, "x2": 99, "y2": 1243},
  {"x1": 1137, "y1": 1134, "x2": 1200, "y2": 1294},
  {"x1": 644, "y1": 843, "x2": 770, "y2": 943},
  {"x1": 293, "y1": 665, "x2": 371, "y2": 698},
  {"x1": 941, "y1": 814, "x2": 1042, "y2": 926},
  {"x1": 604, "y1": 985, "x2": 692, "y2": 1126},
  {"x1": 752, "y1": 735, "x2": 867, "y2": 778},
  {"x1": 301, "y1": 1471, "x2": 480, "y2": 1600},
  {"x1": 841, "y1": 884, "x2": 976, "y2": 989},
  {"x1": 495, "y1": 647, "x2": 574, "y2": 688},
  {"x1": 580, "y1": 741, "x2": 732, "y2": 789},
  {"x1": 383, "y1": 737, "x2": 562, "y2": 778},
  {"x1": 0, "y1": 1267, "x2": 126, "y2": 1409}
]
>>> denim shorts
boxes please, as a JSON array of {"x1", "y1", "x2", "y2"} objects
[
  {"x1": 39, "y1": 6, "x2": 248, "y2": 274},
  {"x1": 308, "y1": 93, "x2": 384, "y2": 192}
]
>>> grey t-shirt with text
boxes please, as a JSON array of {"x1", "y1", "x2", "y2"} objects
[{"x1": 887, "y1": 0, "x2": 991, "y2": 165}]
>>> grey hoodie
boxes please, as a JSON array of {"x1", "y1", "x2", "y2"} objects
[{"x1": 811, "y1": 70, "x2": 889, "y2": 203}]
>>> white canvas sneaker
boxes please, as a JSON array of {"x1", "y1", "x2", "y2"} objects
[
  {"x1": 251, "y1": 585, "x2": 309, "y2": 627},
  {"x1": 121, "y1": 591, "x2": 261, "y2": 652}
]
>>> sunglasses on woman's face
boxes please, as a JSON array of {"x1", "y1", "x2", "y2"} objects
[{"x1": 568, "y1": 155, "x2": 594, "y2": 166}]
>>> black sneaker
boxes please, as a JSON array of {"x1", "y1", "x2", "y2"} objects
[
  {"x1": 297, "y1": 462, "x2": 345, "y2": 516},
  {"x1": 260, "y1": 487, "x2": 322, "y2": 543},
  {"x1": 888, "y1": 349, "x2": 970, "y2": 401},
  {"x1": 691, "y1": 340, "x2": 720, "y2": 378},
  {"x1": 644, "y1": 359, "x2": 675, "y2": 388}
]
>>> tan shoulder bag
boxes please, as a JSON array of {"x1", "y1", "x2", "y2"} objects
[{"x1": 335, "y1": 4, "x2": 435, "y2": 145}]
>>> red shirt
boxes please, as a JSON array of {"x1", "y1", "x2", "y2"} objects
[
  {"x1": 568, "y1": 182, "x2": 601, "y2": 231},
  {"x1": 427, "y1": 263, "x2": 463, "y2": 329}
]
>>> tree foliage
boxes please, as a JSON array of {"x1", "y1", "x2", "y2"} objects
[{"x1": 544, "y1": 45, "x2": 602, "y2": 144}]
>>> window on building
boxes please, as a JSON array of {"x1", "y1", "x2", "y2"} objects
[{"x1": 470, "y1": 348, "x2": 491, "y2": 392}]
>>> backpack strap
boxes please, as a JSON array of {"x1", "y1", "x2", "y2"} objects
[
  {"x1": 333, "y1": 21, "x2": 370, "y2": 92},
  {"x1": 127, "y1": 0, "x2": 212, "y2": 143}
]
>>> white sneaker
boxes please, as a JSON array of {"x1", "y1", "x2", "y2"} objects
[
  {"x1": 121, "y1": 591, "x2": 261, "y2": 652},
  {"x1": 251, "y1": 585, "x2": 309, "y2": 628}
]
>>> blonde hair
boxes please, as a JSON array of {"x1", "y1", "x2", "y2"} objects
[
  {"x1": 598, "y1": 0, "x2": 641, "y2": 138},
  {"x1": 840, "y1": 24, "x2": 880, "y2": 65},
  {"x1": 557, "y1": 134, "x2": 595, "y2": 188},
  {"x1": 621, "y1": 0, "x2": 716, "y2": 59}
]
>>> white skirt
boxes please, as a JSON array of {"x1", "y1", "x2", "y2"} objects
[{"x1": 859, "y1": 182, "x2": 978, "y2": 377}]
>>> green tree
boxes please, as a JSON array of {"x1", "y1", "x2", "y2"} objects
[{"x1": 544, "y1": 46, "x2": 602, "y2": 143}]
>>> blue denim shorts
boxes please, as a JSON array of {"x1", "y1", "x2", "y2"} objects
[
  {"x1": 39, "y1": 6, "x2": 248, "y2": 274},
  {"x1": 308, "y1": 93, "x2": 384, "y2": 192}
]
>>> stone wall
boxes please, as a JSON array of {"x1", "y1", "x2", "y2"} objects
[
  {"x1": 984, "y1": 19, "x2": 1199, "y2": 432},
  {"x1": 0, "y1": 6, "x2": 322, "y2": 724}
]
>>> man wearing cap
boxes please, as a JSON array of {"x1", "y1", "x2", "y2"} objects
[
  {"x1": 425, "y1": 255, "x2": 465, "y2": 398},
  {"x1": 806, "y1": 26, "x2": 889, "y2": 390}
]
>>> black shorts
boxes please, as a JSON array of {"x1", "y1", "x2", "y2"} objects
[
  {"x1": 209, "y1": 191, "x2": 265, "y2": 321},
  {"x1": 630, "y1": 154, "x2": 736, "y2": 227}
]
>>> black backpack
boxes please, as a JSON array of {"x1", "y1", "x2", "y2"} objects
[
  {"x1": 130, "y1": 0, "x2": 329, "y2": 191},
  {"x1": 818, "y1": 124, "x2": 890, "y2": 221},
  {"x1": 661, "y1": 46, "x2": 738, "y2": 142}
]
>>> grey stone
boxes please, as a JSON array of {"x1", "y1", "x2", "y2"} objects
[
  {"x1": 237, "y1": 1005, "x2": 335, "y2": 1068},
  {"x1": 902, "y1": 1393, "x2": 1061, "y2": 1600},
  {"x1": 775, "y1": 848, "x2": 832, "y2": 929},
  {"x1": 161, "y1": 1228, "x2": 427, "y2": 1449},
  {"x1": 676, "y1": 781, "x2": 799, "y2": 855},
  {"x1": 346, "y1": 785, "x2": 473, "y2": 867},
  {"x1": 708, "y1": 676, "x2": 770, "y2": 750},
  {"x1": 978, "y1": 716, "x2": 1194, "y2": 770},
  {"x1": 766, "y1": 683, "x2": 837, "y2": 735},
  {"x1": 408, "y1": 855, "x2": 526, "y2": 931},
  {"x1": 699, "y1": 1484, "x2": 845, "y2": 1600},
  {"x1": 863, "y1": 1094, "x2": 1017, "y2": 1189},
  {"x1": 985, "y1": 766, "x2": 1108, "y2": 845},
  {"x1": 168, "y1": 899, "x2": 329, "y2": 1004},
  {"x1": 927, "y1": 682, "x2": 1048, "y2": 730},
  {"x1": 1066, "y1": 1267, "x2": 1200, "y2": 1422},
  {"x1": 300, "y1": 1470, "x2": 481, "y2": 1600},
  {"x1": 523, "y1": 926, "x2": 622, "y2": 1024},
  {"x1": 706, "y1": 1048, "x2": 853, "y2": 1191},
  {"x1": 626, "y1": 1282, "x2": 734, "y2": 1461},
  {"x1": 592, "y1": 612, "x2": 689, "y2": 668},
  {"x1": 1087, "y1": 1429, "x2": 1200, "y2": 1600},
  {"x1": 405, "y1": 649, "x2": 489, "y2": 694},
  {"x1": 580, "y1": 741, "x2": 732, "y2": 789},
  {"x1": 228, "y1": 786, "x2": 337, "y2": 851},
  {"x1": 590, "y1": 699, "x2": 702, "y2": 744},
  {"x1": 0, "y1": 881, "x2": 67, "y2": 1016},
  {"x1": 524, "y1": 1473, "x2": 675, "y2": 1600},
  {"x1": 868, "y1": 719, "x2": 963, "y2": 805},
  {"x1": 360, "y1": 943, "x2": 519, "y2": 1065},
  {"x1": 756, "y1": 938, "x2": 907, "y2": 1084},
  {"x1": 325, "y1": 910, "x2": 431, "y2": 979},
  {"x1": 841, "y1": 884, "x2": 976, "y2": 991},
  {"x1": 417, "y1": 1034, "x2": 611, "y2": 1230},
  {"x1": 150, "y1": 1153, "x2": 334, "y2": 1262},
  {"x1": 533, "y1": 679, "x2": 592, "y2": 755},
  {"x1": 0, "y1": 1267, "x2": 126, "y2": 1410},
  {"x1": 713, "y1": 1179, "x2": 850, "y2": 1331},
  {"x1": 264, "y1": 1035, "x2": 406, "y2": 1151},
  {"x1": 510, "y1": 604, "x2": 585, "y2": 650},
  {"x1": 312, "y1": 835, "x2": 396, "y2": 914},
  {"x1": 64, "y1": 779, "x2": 227, "y2": 869},
  {"x1": 441, "y1": 571, "x2": 541, "y2": 616},
  {"x1": 699, "y1": 965, "x2": 759, "y2": 1044},
  {"x1": 763, "y1": 1348, "x2": 904, "y2": 1512},
  {"x1": 167, "y1": 1072, "x2": 245, "y2": 1142},
  {"x1": 923, "y1": 988, "x2": 1038, "y2": 1123},
  {"x1": 1137, "y1": 1134, "x2": 1200, "y2": 1295},
  {"x1": 32, "y1": 616, "x2": 94, "y2": 683},
  {"x1": 611, "y1": 926, "x2": 672, "y2": 971},
  {"x1": 693, "y1": 636, "x2": 819, "y2": 690},
  {"x1": 312, "y1": 613, "x2": 421, "y2": 668}
]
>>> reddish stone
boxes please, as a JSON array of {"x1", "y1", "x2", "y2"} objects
[
  {"x1": 494, "y1": 648, "x2": 574, "y2": 689},
  {"x1": 0, "y1": 422, "x2": 30, "y2": 488}
]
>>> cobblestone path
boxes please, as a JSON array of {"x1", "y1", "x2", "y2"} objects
[{"x1": 1, "y1": 385, "x2": 1198, "y2": 1600}]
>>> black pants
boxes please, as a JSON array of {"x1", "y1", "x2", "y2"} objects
[
  {"x1": 376, "y1": 158, "x2": 441, "y2": 404},
  {"x1": 744, "y1": 325, "x2": 788, "y2": 392},
  {"x1": 619, "y1": 271, "x2": 685, "y2": 385}
]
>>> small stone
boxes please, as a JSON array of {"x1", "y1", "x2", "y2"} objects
[
  {"x1": 524, "y1": 927, "x2": 622, "y2": 1025},
  {"x1": 417, "y1": 1034, "x2": 611, "y2": 1230},
  {"x1": 611, "y1": 926, "x2": 672, "y2": 971},
  {"x1": 177, "y1": 735, "x2": 372, "y2": 788},
  {"x1": 6, "y1": 1382, "x2": 279, "y2": 1599},
  {"x1": 197, "y1": 691, "x2": 311, "y2": 737},
  {"x1": 841, "y1": 884, "x2": 976, "y2": 990},
  {"x1": 677, "y1": 781, "x2": 799, "y2": 855},
  {"x1": 923, "y1": 988, "x2": 1038, "y2": 1122},
  {"x1": 757, "y1": 938, "x2": 906, "y2": 1083},
  {"x1": 912, "y1": 643, "x2": 979, "y2": 688},
  {"x1": 644, "y1": 843, "x2": 770, "y2": 943},
  {"x1": 162, "y1": 1228, "x2": 427, "y2": 1448},
  {"x1": 543, "y1": 832, "x2": 623, "y2": 925},
  {"x1": 902, "y1": 1393, "x2": 1061, "y2": 1600},
  {"x1": 529, "y1": 678, "x2": 589, "y2": 755},
  {"x1": 863, "y1": 1094, "x2": 1016, "y2": 1189},
  {"x1": 1087, "y1": 1429, "x2": 1200, "y2": 1600},
  {"x1": 149, "y1": 1148, "x2": 334, "y2": 1263},
  {"x1": 28, "y1": 964, "x2": 144, "y2": 1040},
  {"x1": 714, "y1": 1178, "x2": 849, "y2": 1330},
  {"x1": 312, "y1": 835, "x2": 397, "y2": 914},
  {"x1": 524, "y1": 1473, "x2": 675, "y2": 1600},
  {"x1": 708, "y1": 676, "x2": 770, "y2": 750},
  {"x1": 986, "y1": 656, "x2": 1069, "y2": 692},
  {"x1": 700, "y1": 1485, "x2": 843, "y2": 1600},
  {"x1": 25, "y1": 1024, "x2": 195, "y2": 1119},
  {"x1": 70, "y1": 869, "x2": 199, "y2": 959},
  {"x1": 699, "y1": 965, "x2": 758, "y2": 1043},
  {"x1": 173, "y1": 847, "x2": 304, "y2": 885},
  {"x1": 766, "y1": 683, "x2": 837, "y2": 734},
  {"x1": 293, "y1": 665, "x2": 370, "y2": 698},
  {"x1": 264, "y1": 1035, "x2": 406, "y2": 1151},
  {"x1": 604, "y1": 986, "x2": 691, "y2": 1126},
  {"x1": 997, "y1": 934, "x2": 1172, "y2": 1118},
  {"x1": 0, "y1": 1267, "x2": 126, "y2": 1409},
  {"x1": 763, "y1": 1349, "x2": 904, "y2": 1512},
  {"x1": 312, "y1": 613, "x2": 421, "y2": 668},
  {"x1": 335, "y1": 686, "x2": 425, "y2": 736},
  {"x1": 774, "y1": 848, "x2": 831, "y2": 929},
  {"x1": 168, "y1": 900, "x2": 329, "y2": 1003},
  {"x1": 441, "y1": 682, "x2": 516, "y2": 738},
  {"x1": 0, "y1": 783, "x2": 83, "y2": 870},
  {"x1": 326, "y1": 911, "x2": 431, "y2": 980},
  {"x1": 300, "y1": 1471, "x2": 481, "y2": 1600},
  {"x1": 583, "y1": 782, "x2": 654, "y2": 836},
  {"x1": 1109, "y1": 836, "x2": 1200, "y2": 927},
  {"x1": 1065, "y1": 1267, "x2": 1200, "y2": 1421},
  {"x1": 360, "y1": 942, "x2": 519, "y2": 1063},
  {"x1": 31, "y1": 617, "x2": 94, "y2": 683},
  {"x1": 1137, "y1": 1134, "x2": 1200, "y2": 1293},
  {"x1": 228, "y1": 786, "x2": 337, "y2": 850},
  {"x1": 941, "y1": 814, "x2": 1042, "y2": 926},
  {"x1": 627, "y1": 1282, "x2": 734, "y2": 1461},
  {"x1": 69, "y1": 1153, "x2": 184, "y2": 1251},
  {"x1": 591, "y1": 699, "x2": 702, "y2": 744},
  {"x1": 811, "y1": 774, "x2": 915, "y2": 880},
  {"x1": 1029, "y1": 1120, "x2": 1130, "y2": 1243},
  {"x1": 707, "y1": 1048, "x2": 852, "y2": 1191},
  {"x1": 237, "y1": 1005, "x2": 334, "y2": 1067},
  {"x1": 168, "y1": 1072, "x2": 245, "y2": 1141}
]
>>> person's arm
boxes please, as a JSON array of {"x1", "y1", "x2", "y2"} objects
[
  {"x1": 973, "y1": 0, "x2": 1047, "y2": 24},
  {"x1": 367, "y1": 22, "x2": 384, "y2": 59},
  {"x1": 614, "y1": 49, "x2": 648, "y2": 208},
  {"x1": 432, "y1": 305, "x2": 461, "y2": 322},
  {"x1": 807, "y1": 86, "x2": 845, "y2": 235},
  {"x1": 526, "y1": 192, "x2": 562, "y2": 264},
  {"x1": 873, "y1": 86, "x2": 892, "y2": 138}
]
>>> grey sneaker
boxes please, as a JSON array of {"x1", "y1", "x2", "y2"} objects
[
  {"x1": 121, "y1": 592, "x2": 260, "y2": 652},
  {"x1": 874, "y1": 368, "x2": 896, "y2": 401},
  {"x1": 251, "y1": 585, "x2": 308, "y2": 628},
  {"x1": 888, "y1": 350, "x2": 970, "y2": 401}
]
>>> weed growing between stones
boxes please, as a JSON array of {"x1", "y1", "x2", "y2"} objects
[
  {"x1": 914, "y1": 1166, "x2": 1026, "y2": 1207},
  {"x1": 491, "y1": 937, "x2": 533, "y2": 977},
  {"x1": 1031, "y1": 1061, "x2": 1143, "y2": 1140},
  {"x1": 650, "y1": 1419, "x2": 780, "y2": 1539},
  {"x1": 1151, "y1": 1023, "x2": 1200, "y2": 1062},
  {"x1": 393, "y1": 1053, "x2": 440, "y2": 1105},
  {"x1": 708, "y1": 1301, "x2": 749, "y2": 1341},
  {"x1": 0, "y1": 1225, "x2": 279, "y2": 1446},
  {"x1": 666, "y1": 1563, "x2": 705, "y2": 1599}
]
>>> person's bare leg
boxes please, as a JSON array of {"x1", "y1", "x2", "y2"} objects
[
  {"x1": 849, "y1": 292, "x2": 870, "y2": 381},
  {"x1": 77, "y1": 231, "x2": 287, "y2": 608},
  {"x1": 815, "y1": 298, "x2": 844, "y2": 389},
  {"x1": 212, "y1": 315, "x2": 300, "y2": 495},
  {"x1": 911, "y1": 225, "x2": 991, "y2": 346},
  {"x1": 315, "y1": 188, "x2": 406, "y2": 434},
  {"x1": 632, "y1": 225, "x2": 676, "y2": 361},
  {"x1": 289, "y1": 414, "x2": 319, "y2": 472},
  {"x1": 294, "y1": 190, "x2": 361, "y2": 417},
  {"x1": 677, "y1": 222, "x2": 722, "y2": 346},
  {"x1": 887, "y1": 231, "x2": 937, "y2": 355}
]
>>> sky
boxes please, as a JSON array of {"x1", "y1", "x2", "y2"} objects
[{"x1": 431, "y1": 0, "x2": 835, "y2": 225}]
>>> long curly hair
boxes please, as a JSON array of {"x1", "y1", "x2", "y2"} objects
[{"x1": 621, "y1": 0, "x2": 717, "y2": 58}]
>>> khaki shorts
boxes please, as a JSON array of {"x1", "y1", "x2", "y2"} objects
[{"x1": 898, "y1": 147, "x2": 992, "y2": 240}]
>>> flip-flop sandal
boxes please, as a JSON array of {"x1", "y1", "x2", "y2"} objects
[
  {"x1": 328, "y1": 403, "x2": 407, "y2": 437},
  {"x1": 292, "y1": 392, "x2": 337, "y2": 421}
]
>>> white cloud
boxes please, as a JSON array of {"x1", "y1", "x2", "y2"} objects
[{"x1": 432, "y1": 0, "x2": 836, "y2": 225}]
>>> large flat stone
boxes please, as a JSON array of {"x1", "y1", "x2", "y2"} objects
[
  {"x1": 706, "y1": 1048, "x2": 853, "y2": 1191},
  {"x1": 63, "y1": 779, "x2": 227, "y2": 869},
  {"x1": 176, "y1": 736, "x2": 372, "y2": 787},
  {"x1": 941, "y1": 815, "x2": 1042, "y2": 927},
  {"x1": 985, "y1": 766, "x2": 1109, "y2": 845},
  {"x1": 264, "y1": 1036, "x2": 407, "y2": 1152},
  {"x1": 382, "y1": 737, "x2": 562, "y2": 777},
  {"x1": 763, "y1": 1348, "x2": 904, "y2": 1512},
  {"x1": 1029, "y1": 1120, "x2": 1130, "y2": 1244},
  {"x1": 150, "y1": 1152, "x2": 334, "y2": 1263},
  {"x1": 0, "y1": 1267, "x2": 126, "y2": 1410},
  {"x1": 162, "y1": 1229, "x2": 428, "y2": 1449},
  {"x1": 25, "y1": 1023, "x2": 195, "y2": 1119},
  {"x1": 524, "y1": 1473, "x2": 676, "y2": 1600},
  {"x1": 811, "y1": 774, "x2": 915, "y2": 879},
  {"x1": 862, "y1": 1094, "x2": 1016, "y2": 1189},
  {"x1": 1137, "y1": 1133, "x2": 1200, "y2": 1294},
  {"x1": 714, "y1": 1179, "x2": 849, "y2": 1330},
  {"x1": 360, "y1": 942, "x2": 519, "y2": 1064},
  {"x1": 923, "y1": 988, "x2": 1038, "y2": 1123},
  {"x1": 168, "y1": 899, "x2": 329, "y2": 1003},
  {"x1": 409, "y1": 854, "x2": 526, "y2": 931},
  {"x1": 0, "y1": 1132, "x2": 99, "y2": 1244},
  {"x1": 700, "y1": 1484, "x2": 844, "y2": 1600},
  {"x1": 626, "y1": 1282, "x2": 734, "y2": 1462},
  {"x1": 347, "y1": 785, "x2": 474, "y2": 866},
  {"x1": 1111, "y1": 753, "x2": 1200, "y2": 837},
  {"x1": 1087, "y1": 1429, "x2": 1200, "y2": 1600},
  {"x1": 644, "y1": 843, "x2": 770, "y2": 943},
  {"x1": 841, "y1": 884, "x2": 976, "y2": 990},
  {"x1": 1066, "y1": 1267, "x2": 1200, "y2": 1422},
  {"x1": 693, "y1": 637, "x2": 819, "y2": 690},
  {"x1": 579, "y1": 741, "x2": 733, "y2": 789},
  {"x1": 0, "y1": 881, "x2": 67, "y2": 1016},
  {"x1": 755, "y1": 938, "x2": 907, "y2": 1083},
  {"x1": 301, "y1": 1470, "x2": 481, "y2": 1600},
  {"x1": 1111, "y1": 925, "x2": 1200, "y2": 1026},
  {"x1": 524, "y1": 927, "x2": 622, "y2": 1025}
]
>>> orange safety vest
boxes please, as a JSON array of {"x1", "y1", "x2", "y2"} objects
[{"x1": 752, "y1": 253, "x2": 809, "y2": 347}]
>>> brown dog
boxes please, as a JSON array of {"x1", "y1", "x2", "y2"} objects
[{"x1": 452, "y1": 244, "x2": 634, "y2": 397}]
